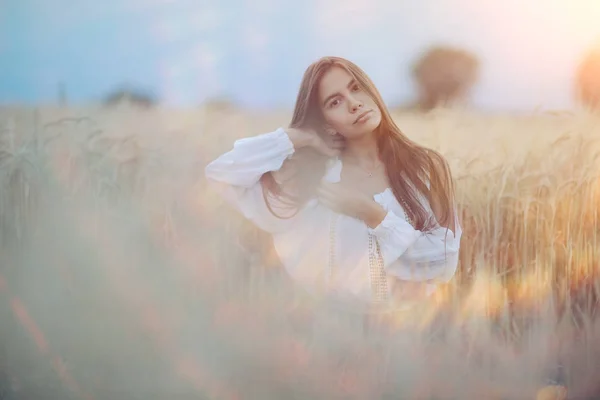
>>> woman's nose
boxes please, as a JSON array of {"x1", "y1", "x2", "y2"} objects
[{"x1": 350, "y1": 99, "x2": 363, "y2": 112}]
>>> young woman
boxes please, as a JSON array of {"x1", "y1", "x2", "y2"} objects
[
  {"x1": 204, "y1": 56, "x2": 462, "y2": 314},
  {"x1": 204, "y1": 56, "x2": 568, "y2": 399}
]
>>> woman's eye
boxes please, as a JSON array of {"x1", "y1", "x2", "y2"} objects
[
  {"x1": 352, "y1": 84, "x2": 360, "y2": 92},
  {"x1": 329, "y1": 99, "x2": 340, "y2": 107}
]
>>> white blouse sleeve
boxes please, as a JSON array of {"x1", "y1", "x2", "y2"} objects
[
  {"x1": 368, "y1": 210, "x2": 462, "y2": 283},
  {"x1": 204, "y1": 127, "x2": 302, "y2": 234}
]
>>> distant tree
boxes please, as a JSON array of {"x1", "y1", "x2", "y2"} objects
[
  {"x1": 58, "y1": 81, "x2": 67, "y2": 106},
  {"x1": 410, "y1": 45, "x2": 480, "y2": 111},
  {"x1": 203, "y1": 96, "x2": 236, "y2": 112},
  {"x1": 576, "y1": 46, "x2": 600, "y2": 110},
  {"x1": 103, "y1": 85, "x2": 158, "y2": 108}
]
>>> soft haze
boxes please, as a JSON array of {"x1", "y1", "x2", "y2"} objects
[{"x1": 2, "y1": 0, "x2": 600, "y2": 111}]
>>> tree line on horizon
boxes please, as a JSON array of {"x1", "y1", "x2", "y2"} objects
[{"x1": 78, "y1": 44, "x2": 600, "y2": 113}]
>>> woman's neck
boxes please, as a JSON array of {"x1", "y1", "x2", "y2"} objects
[{"x1": 342, "y1": 133, "x2": 380, "y2": 167}]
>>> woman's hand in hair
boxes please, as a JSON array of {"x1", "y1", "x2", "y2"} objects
[
  {"x1": 285, "y1": 127, "x2": 344, "y2": 158},
  {"x1": 320, "y1": 128, "x2": 346, "y2": 157}
]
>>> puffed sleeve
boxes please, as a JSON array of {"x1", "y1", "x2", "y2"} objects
[
  {"x1": 204, "y1": 127, "x2": 304, "y2": 234},
  {"x1": 368, "y1": 209, "x2": 462, "y2": 283}
]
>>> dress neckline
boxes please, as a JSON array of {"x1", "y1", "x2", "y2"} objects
[{"x1": 327, "y1": 157, "x2": 391, "y2": 200}]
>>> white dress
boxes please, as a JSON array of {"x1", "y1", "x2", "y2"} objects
[{"x1": 204, "y1": 127, "x2": 462, "y2": 310}]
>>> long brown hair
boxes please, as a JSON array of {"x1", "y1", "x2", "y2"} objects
[{"x1": 261, "y1": 56, "x2": 455, "y2": 232}]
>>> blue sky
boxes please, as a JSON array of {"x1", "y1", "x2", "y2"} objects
[{"x1": 2, "y1": 0, "x2": 600, "y2": 111}]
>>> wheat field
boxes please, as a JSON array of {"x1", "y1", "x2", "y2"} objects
[{"x1": 0, "y1": 105, "x2": 599, "y2": 400}]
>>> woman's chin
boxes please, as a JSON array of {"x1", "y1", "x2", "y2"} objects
[{"x1": 340, "y1": 117, "x2": 382, "y2": 139}]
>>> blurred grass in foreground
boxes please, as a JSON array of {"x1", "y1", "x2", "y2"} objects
[{"x1": 0, "y1": 105, "x2": 599, "y2": 399}]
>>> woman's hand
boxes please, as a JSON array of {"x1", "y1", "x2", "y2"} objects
[
  {"x1": 285, "y1": 127, "x2": 345, "y2": 158},
  {"x1": 317, "y1": 182, "x2": 388, "y2": 228}
]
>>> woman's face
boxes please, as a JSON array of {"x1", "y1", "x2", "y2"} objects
[{"x1": 317, "y1": 66, "x2": 382, "y2": 139}]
